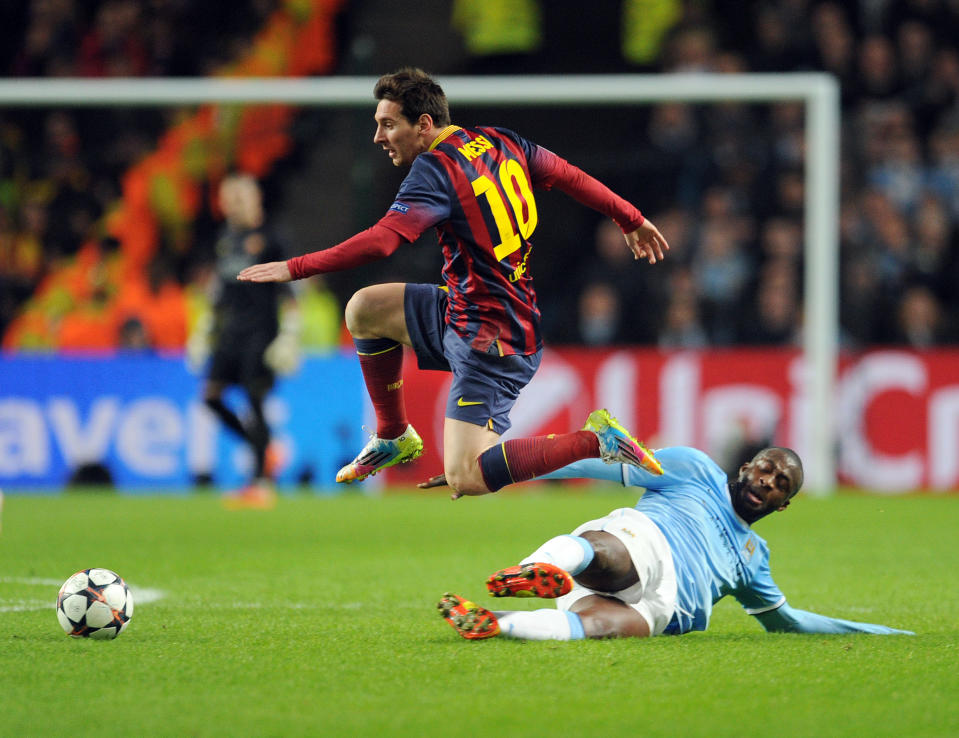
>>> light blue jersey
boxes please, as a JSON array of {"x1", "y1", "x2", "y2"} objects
[
  {"x1": 541, "y1": 447, "x2": 913, "y2": 636},
  {"x1": 625, "y1": 447, "x2": 780, "y2": 634}
]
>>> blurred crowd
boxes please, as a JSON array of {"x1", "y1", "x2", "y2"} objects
[
  {"x1": 1, "y1": 0, "x2": 959, "y2": 351},
  {"x1": 0, "y1": 0, "x2": 285, "y2": 345},
  {"x1": 454, "y1": 0, "x2": 959, "y2": 349}
]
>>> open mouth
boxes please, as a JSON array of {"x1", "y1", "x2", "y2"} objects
[{"x1": 745, "y1": 489, "x2": 763, "y2": 506}]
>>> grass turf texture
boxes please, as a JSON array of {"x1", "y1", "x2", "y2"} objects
[{"x1": 0, "y1": 486, "x2": 956, "y2": 737}]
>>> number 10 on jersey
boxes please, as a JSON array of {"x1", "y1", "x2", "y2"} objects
[{"x1": 471, "y1": 159, "x2": 538, "y2": 262}]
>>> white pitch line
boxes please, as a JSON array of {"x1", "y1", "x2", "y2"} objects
[
  {"x1": 0, "y1": 577, "x2": 166, "y2": 612},
  {"x1": 0, "y1": 577, "x2": 62, "y2": 586},
  {"x1": 130, "y1": 587, "x2": 165, "y2": 605},
  {"x1": 0, "y1": 600, "x2": 49, "y2": 613}
]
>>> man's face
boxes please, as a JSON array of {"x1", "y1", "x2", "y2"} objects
[
  {"x1": 373, "y1": 99, "x2": 428, "y2": 167},
  {"x1": 219, "y1": 177, "x2": 262, "y2": 228},
  {"x1": 730, "y1": 449, "x2": 801, "y2": 524}
]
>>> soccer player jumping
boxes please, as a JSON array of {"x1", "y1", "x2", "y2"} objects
[{"x1": 238, "y1": 68, "x2": 669, "y2": 497}]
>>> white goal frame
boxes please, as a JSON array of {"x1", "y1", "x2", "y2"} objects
[{"x1": 0, "y1": 73, "x2": 840, "y2": 493}]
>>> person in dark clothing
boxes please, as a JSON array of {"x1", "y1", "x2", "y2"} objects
[{"x1": 188, "y1": 172, "x2": 299, "y2": 507}]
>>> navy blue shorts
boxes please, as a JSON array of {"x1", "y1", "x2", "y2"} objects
[{"x1": 404, "y1": 283, "x2": 541, "y2": 434}]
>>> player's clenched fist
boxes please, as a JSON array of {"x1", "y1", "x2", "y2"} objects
[{"x1": 237, "y1": 261, "x2": 293, "y2": 283}]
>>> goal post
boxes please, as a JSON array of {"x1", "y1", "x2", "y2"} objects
[{"x1": 0, "y1": 73, "x2": 840, "y2": 493}]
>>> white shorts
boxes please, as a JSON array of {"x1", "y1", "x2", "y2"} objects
[{"x1": 554, "y1": 508, "x2": 677, "y2": 636}]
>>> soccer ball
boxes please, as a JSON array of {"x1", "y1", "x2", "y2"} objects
[{"x1": 56, "y1": 568, "x2": 134, "y2": 639}]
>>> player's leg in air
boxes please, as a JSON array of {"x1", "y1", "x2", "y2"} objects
[
  {"x1": 444, "y1": 407, "x2": 662, "y2": 499},
  {"x1": 335, "y1": 283, "x2": 423, "y2": 483},
  {"x1": 440, "y1": 514, "x2": 675, "y2": 641},
  {"x1": 337, "y1": 281, "x2": 661, "y2": 489},
  {"x1": 414, "y1": 291, "x2": 660, "y2": 498}
]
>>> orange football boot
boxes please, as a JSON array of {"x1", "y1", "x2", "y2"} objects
[
  {"x1": 486, "y1": 562, "x2": 574, "y2": 599},
  {"x1": 222, "y1": 480, "x2": 277, "y2": 510},
  {"x1": 437, "y1": 593, "x2": 500, "y2": 640}
]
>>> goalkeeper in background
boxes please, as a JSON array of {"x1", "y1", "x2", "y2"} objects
[{"x1": 187, "y1": 173, "x2": 300, "y2": 508}]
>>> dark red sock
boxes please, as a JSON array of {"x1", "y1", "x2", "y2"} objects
[
  {"x1": 479, "y1": 431, "x2": 600, "y2": 491},
  {"x1": 354, "y1": 338, "x2": 408, "y2": 439}
]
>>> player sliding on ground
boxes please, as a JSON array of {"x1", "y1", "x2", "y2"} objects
[
  {"x1": 238, "y1": 68, "x2": 668, "y2": 497},
  {"x1": 424, "y1": 446, "x2": 913, "y2": 640}
]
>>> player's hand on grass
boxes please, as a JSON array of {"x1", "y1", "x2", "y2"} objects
[
  {"x1": 625, "y1": 219, "x2": 669, "y2": 264},
  {"x1": 448, "y1": 487, "x2": 498, "y2": 500},
  {"x1": 237, "y1": 261, "x2": 293, "y2": 282},
  {"x1": 416, "y1": 472, "x2": 464, "y2": 502},
  {"x1": 417, "y1": 473, "x2": 448, "y2": 489},
  {"x1": 417, "y1": 473, "x2": 494, "y2": 501}
]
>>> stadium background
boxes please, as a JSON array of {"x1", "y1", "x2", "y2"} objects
[{"x1": 1, "y1": 0, "x2": 958, "y2": 493}]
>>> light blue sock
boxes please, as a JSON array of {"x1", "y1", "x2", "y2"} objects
[
  {"x1": 520, "y1": 534, "x2": 594, "y2": 575},
  {"x1": 495, "y1": 609, "x2": 586, "y2": 640}
]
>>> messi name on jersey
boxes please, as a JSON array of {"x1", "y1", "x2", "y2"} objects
[{"x1": 457, "y1": 135, "x2": 494, "y2": 161}]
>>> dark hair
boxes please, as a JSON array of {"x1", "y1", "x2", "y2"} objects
[{"x1": 374, "y1": 67, "x2": 451, "y2": 128}]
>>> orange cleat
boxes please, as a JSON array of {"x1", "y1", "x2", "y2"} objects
[
  {"x1": 222, "y1": 480, "x2": 277, "y2": 510},
  {"x1": 437, "y1": 593, "x2": 500, "y2": 640},
  {"x1": 263, "y1": 441, "x2": 286, "y2": 478},
  {"x1": 486, "y1": 562, "x2": 574, "y2": 599}
]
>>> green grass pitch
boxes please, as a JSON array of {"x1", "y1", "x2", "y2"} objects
[{"x1": 1, "y1": 484, "x2": 956, "y2": 737}]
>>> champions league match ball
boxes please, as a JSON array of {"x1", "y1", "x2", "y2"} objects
[{"x1": 56, "y1": 568, "x2": 134, "y2": 640}]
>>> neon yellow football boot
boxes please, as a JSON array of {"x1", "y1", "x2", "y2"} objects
[
  {"x1": 335, "y1": 424, "x2": 424, "y2": 483},
  {"x1": 583, "y1": 409, "x2": 663, "y2": 475}
]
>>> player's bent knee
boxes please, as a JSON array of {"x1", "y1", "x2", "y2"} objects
[
  {"x1": 578, "y1": 531, "x2": 641, "y2": 592},
  {"x1": 345, "y1": 284, "x2": 407, "y2": 340},
  {"x1": 344, "y1": 288, "x2": 376, "y2": 334},
  {"x1": 572, "y1": 595, "x2": 651, "y2": 639}
]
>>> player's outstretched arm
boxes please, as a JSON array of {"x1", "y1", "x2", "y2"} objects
[
  {"x1": 624, "y1": 219, "x2": 669, "y2": 265},
  {"x1": 754, "y1": 602, "x2": 914, "y2": 635},
  {"x1": 237, "y1": 261, "x2": 293, "y2": 283},
  {"x1": 537, "y1": 458, "x2": 626, "y2": 484},
  {"x1": 240, "y1": 224, "x2": 405, "y2": 283},
  {"x1": 532, "y1": 152, "x2": 669, "y2": 264}
]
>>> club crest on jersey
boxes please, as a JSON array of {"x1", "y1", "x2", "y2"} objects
[
  {"x1": 458, "y1": 135, "x2": 494, "y2": 161},
  {"x1": 389, "y1": 202, "x2": 409, "y2": 214},
  {"x1": 743, "y1": 535, "x2": 757, "y2": 559}
]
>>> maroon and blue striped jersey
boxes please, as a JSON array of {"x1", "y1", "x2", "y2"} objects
[
  {"x1": 288, "y1": 124, "x2": 646, "y2": 356},
  {"x1": 379, "y1": 125, "x2": 551, "y2": 356},
  {"x1": 379, "y1": 125, "x2": 559, "y2": 356},
  {"x1": 379, "y1": 125, "x2": 645, "y2": 356}
]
